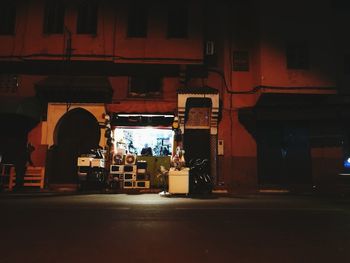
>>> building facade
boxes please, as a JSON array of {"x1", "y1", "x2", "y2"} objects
[{"x1": 0, "y1": 0, "x2": 349, "y2": 193}]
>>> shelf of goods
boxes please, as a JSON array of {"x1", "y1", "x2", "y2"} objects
[{"x1": 110, "y1": 158, "x2": 154, "y2": 189}]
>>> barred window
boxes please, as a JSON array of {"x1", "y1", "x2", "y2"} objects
[
  {"x1": 127, "y1": 2, "x2": 148, "y2": 38},
  {"x1": 233, "y1": 51, "x2": 250, "y2": 71},
  {"x1": 167, "y1": 5, "x2": 188, "y2": 38},
  {"x1": 77, "y1": 1, "x2": 98, "y2": 35},
  {"x1": 128, "y1": 75, "x2": 162, "y2": 98},
  {"x1": 0, "y1": 75, "x2": 19, "y2": 93},
  {"x1": 0, "y1": 2, "x2": 16, "y2": 35},
  {"x1": 43, "y1": 0, "x2": 65, "y2": 34},
  {"x1": 286, "y1": 41, "x2": 309, "y2": 70}
]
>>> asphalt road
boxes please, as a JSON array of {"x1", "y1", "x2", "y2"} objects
[{"x1": 0, "y1": 193, "x2": 349, "y2": 263}]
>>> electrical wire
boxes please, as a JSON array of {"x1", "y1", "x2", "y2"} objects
[
  {"x1": 0, "y1": 53, "x2": 203, "y2": 64},
  {"x1": 208, "y1": 67, "x2": 336, "y2": 94}
]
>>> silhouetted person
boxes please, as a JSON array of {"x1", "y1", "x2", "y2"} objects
[
  {"x1": 27, "y1": 142, "x2": 35, "y2": 166},
  {"x1": 161, "y1": 146, "x2": 170, "y2": 156},
  {"x1": 141, "y1": 144, "x2": 153, "y2": 156}
]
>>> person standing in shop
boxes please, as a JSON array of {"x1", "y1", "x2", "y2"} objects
[{"x1": 141, "y1": 144, "x2": 153, "y2": 156}]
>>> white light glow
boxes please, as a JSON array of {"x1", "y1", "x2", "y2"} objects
[
  {"x1": 114, "y1": 127, "x2": 174, "y2": 156},
  {"x1": 117, "y1": 114, "x2": 174, "y2": 118}
]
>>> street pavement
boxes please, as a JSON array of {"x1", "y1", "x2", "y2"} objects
[{"x1": 0, "y1": 193, "x2": 349, "y2": 263}]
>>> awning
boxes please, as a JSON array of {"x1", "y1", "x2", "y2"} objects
[
  {"x1": 35, "y1": 76, "x2": 113, "y2": 103},
  {"x1": 247, "y1": 93, "x2": 342, "y2": 121},
  {"x1": 177, "y1": 86, "x2": 219, "y2": 94},
  {"x1": 0, "y1": 97, "x2": 42, "y2": 121},
  {"x1": 238, "y1": 93, "x2": 346, "y2": 138},
  {"x1": 106, "y1": 101, "x2": 177, "y2": 126},
  {"x1": 0, "y1": 97, "x2": 41, "y2": 134},
  {"x1": 106, "y1": 101, "x2": 177, "y2": 114}
]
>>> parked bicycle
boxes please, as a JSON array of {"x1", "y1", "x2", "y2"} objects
[{"x1": 189, "y1": 158, "x2": 212, "y2": 194}]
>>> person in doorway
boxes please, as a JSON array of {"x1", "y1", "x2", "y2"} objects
[
  {"x1": 141, "y1": 144, "x2": 153, "y2": 156},
  {"x1": 26, "y1": 142, "x2": 35, "y2": 166}
]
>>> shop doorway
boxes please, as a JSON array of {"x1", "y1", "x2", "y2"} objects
[
  {"x1": 183, "y1": 129, "x2": 211, "y2": 166},
  {"x1": 112, "y1": 126, "x2": 174, "y2": 187},
  {"x1": 49, "y1": 108, "x2": 100, "y2": 184},
  {"x1": 257, "y1": 121, "x2": 312, "y2": 186}
]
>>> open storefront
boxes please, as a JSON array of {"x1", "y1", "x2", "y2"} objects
[
  {"x1": 110, "y1": 118, "x2": 175, "y2": 189},
  {"x1": 103, "y1": 101, "x2": 178, "y2": 191}
]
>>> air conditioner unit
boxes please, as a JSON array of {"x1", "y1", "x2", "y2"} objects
[
  {"x1": 136, "y1": 160, "x2": 147, "y2": 169},
  {"x1": 206, "y1": 41, "x2": 215, "y2": 55},
  {"x1": 136, "y1": 173, "x2": 147, "y2": 181},
  {"x1": 124, "y1": 173, "x2": 136, "y2": 181},
  {"x1": 123, "y1": 180, "x2": 135, "y2": 189},
  {"x1": 138, "y1": 169, "x2": 147, "y2": 174},
  {"x1": 91, "y1": 158, "x2": 105, "y2": 168},
  {"x1": 113, "y1": 153, "x2": 123, "y2": 165},
  {"x1": 124, "y1": 165, "x2": 137, "y2": 173},
  {"x1": 136, "y1": 160, "x2": 147, "y2": 174},
  {"x1": 135, "y1": 180, "x2": 150, "y2": 189},
  {"x1": 77, "y1": 157, "x2": 91, "y2": 167},
  {"x1": 125, "y1": 154, "x2": 136, "y2": 165},
  {"x1": 110, "y1": 165, "x2": 124, "y2": 174}
]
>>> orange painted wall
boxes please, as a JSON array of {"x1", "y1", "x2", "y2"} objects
[
  {"x1": 28, "y1": 122, "x2": 47, "y2": 167},
  {"x1": 114, "y1": 1, "x2": 203, "y2": 61},
  {"x1": 258, "y1": 0, "x2": 336, "y2": 88},
  {"x1": 0, "y1": 0, "x2": 343, "y2": 192},
  {"x1": 109, "y1": 76, "x2": 179, "y2": 102},
  {"x1": 0, "y1": 0, "x2": 203, "y2": 63}
]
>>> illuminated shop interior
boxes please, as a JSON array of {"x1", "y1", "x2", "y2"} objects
[{"x1": 113, "y1": 127, "x2": 174, "y2": 156}]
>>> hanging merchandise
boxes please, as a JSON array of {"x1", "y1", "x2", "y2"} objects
[
  {"x1": 113, "y1": 153, "x2": 123, "y2": 165},
  {"x1": 172, "y1": 116, "x2": 182, "y2": 142},
  {"x1": 171, "y1": 146, "x2": 186, "y2": 170},
  {"x1": 172, "y1": 116, "x2": 179, "y2": 130},
  {"x1": 104, "y1": 113, "x2": 113, "y2": 147}
]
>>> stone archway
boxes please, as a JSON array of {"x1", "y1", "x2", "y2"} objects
[{"x1": 48, "y1": 108, "x2": 100, "y2": 184}]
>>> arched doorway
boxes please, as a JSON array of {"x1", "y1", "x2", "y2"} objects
[{"x1": 48, "y1": 108, "x2": 100, "y2": 184}]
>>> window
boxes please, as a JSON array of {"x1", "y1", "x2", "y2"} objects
[
  {"x1": 43, "y1": 0, "x2": 65, "y2": 34},
  {"x1": 0, "y1": 2, "x2": 16, "y2": 35},
  {"x1": 128, "y1": 75, "x2": 162, "y2": 98},
  {"x1": 77, "y1": 1, "x2": 98, "y2": 34},
  {"x1": 167, "y1": 5, "x2": 188, "y2": 38},
  {"x1": 127, "y1": 2, "x2": 148, "y2": 38},
  {"x1": 233, "y1": 51, "x2": 250, "y2": 71},
  {"x1": 286, "y1": 41, "x2": 309, "y2": 69},
  {"x1": 0, "y1": 74, "x2": 19, "y2": 93}
]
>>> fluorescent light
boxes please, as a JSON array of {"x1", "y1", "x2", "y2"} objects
[{"x1": 117, "y1": 114, "x2": 174, "y2": 118}]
